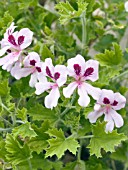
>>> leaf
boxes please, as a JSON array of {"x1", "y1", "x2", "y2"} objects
[
  {"x1": 45, "y1": 128, "x2": 80, "y2": 159},
  {"x1": 5, "y1": 134, "x2": 32, "y2": 165},
  {"x1": 88, "y1": 121, "x2": 127, "y2": 158},
  {"x1": 12, "y1": 122, "x2": 37, "y2": 139},
  {"x1": 17, "y1": 107, "x2": 27, "y2": 122},
  {"x1": 0, "y1": 80, "x2": 10, "y2": 96},
  {"x1": 63, "y1": 160, "x2": 86, "y2": 170},
  {"x1": 55, "y1": 1, "x2": 88, "y2": 25},
  {"x1": 28, "y1": 103, "x2": 58, "y2": 123},
  {"x1": 95, "y1": 43, "x2": 123, "y2": 66},
  {"x1": 41, "y1": 45, "x2": 54, "y2": 61}
]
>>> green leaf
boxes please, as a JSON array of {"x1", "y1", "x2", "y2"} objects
[
  {"x1": 88, "y1": 121, "x2": 127, "y2": 158},
  {"x1": 0, "y1": 80, "x2": 10, "y2": 96},
  {"x1": 55, "y1": 1, "x2": 88, "y2": 25},
  {"x1": 17, "y1": 107, "x2": 27, "y2": 122},
  {"x1": 5, "y1": 134, "x2": 32, "y2": 165},
  {"x1": 45, "y1": 128, "x2": 79, "y2": 159},
  {"x1": 63, "y1": 160, "x2": 86, "y2": 170},
  {"x1": 28, "y1": 103, "x2": 58, "y2": 123},
  {"x1": 95, "y1": 43, "x2": 123, "y2": 66},
  {"x1": 40, "y1": 45, "x2": 54, "y2": 61},
  {"x1": 12, "y1": 122, "x2": 37, "y2": 139}
]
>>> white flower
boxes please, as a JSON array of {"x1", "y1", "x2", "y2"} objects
[
  {"x1": 124, "y1": 1, "x2": 128, "y2": 12},
  {"x1": 88, "y1": 89, "x2": 126, "y2": 132},
  {"x1": 0, "y1": 22, "x2": 33, "y2": 71},
  {"x1": 35, "y1": 58, "x2": 67, "y2": 109},
  {"x1": 63, "y1": 54, "x2": 101, "y2": 107}
]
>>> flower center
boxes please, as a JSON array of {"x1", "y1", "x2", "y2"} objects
[
  {"x1": 74, "y1": 64, "x2": 81, "y2": 76},
  {"x1": 84, "y1": 67, "x2": 94, "y2": 77},
  {"x1": 18, "y1": 36, "x2": 25, "y2": 45}
]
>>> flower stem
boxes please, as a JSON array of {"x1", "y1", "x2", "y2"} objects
[
  {"x1": 112, "y1": 69, "x2": 128, "y2": 81},
  {"x1": 77, "y1": 139, "x2": 83, "y2": 161},
  {"x1": 77, "y1": 135, "x2": 94, "y2": 139},
  {"x1": 27, "y1": 158, "x2": 32, "y2": 170},
  {"x1": 81, "y1": 11, "x2": 86, "y2": 54},
  {"x1": 61, "y1": 91, "x2": 76, "y2": 117}
]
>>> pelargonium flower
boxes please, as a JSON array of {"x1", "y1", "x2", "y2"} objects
[
  {"x1": 63, "y1": 54, "x2": 101, "y2": 107},
  {"x1": 11, "y1": 52, "x2": 45, "y2": 87},
  {"x1": 35, "y1": 58, "x2": 67, "y2": 109},
  {"x1": 87, "y1": 89, "x2": 126, "y2": 132},
  {"x1": 0, "y1": 22, "x2": 33, "y2": 71}
]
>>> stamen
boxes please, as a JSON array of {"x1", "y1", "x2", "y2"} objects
[{"x1": 84, "y1": 67, "x2": 94, "y2": 77}]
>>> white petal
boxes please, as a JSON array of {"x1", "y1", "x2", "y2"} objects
[
  {"x1": 54, "y1": 65, "x2": 67, "y2": 86},
  {"x1": 29, "y1": 72, "x2": 38, "y2": 87},
  {"x1": 104, "y1": 113, "x2": 114, "y2": 132},
  {"x1": 35, "y1": 82, "x2": 52, "y2": 95},
  {"x1": 97, "y1": 89, "x2": 114, "y2": 105},
  {"x1": 78, "y1": 83, "x2": 90, "y2": 107},
  {"x1": 45, "y1": 87, "x2": 60, "y2": 109},
  {"x1": 44, "y1": 58, "x2": 54, "y2": 76},
  {"x1": 0, "y1": 53, "x2": 12, "y2": 66},
  {"x1": 63, "y1": 82, "x2": 77, "y2": 98},
  {"x1": 88, "y1": 110, "x2": 104, "y2": 123},
  {"x1": 110, "y1": 109, "x2": 124, "y2": 128},
  {"x1": 85, "y1": 83, "x2": 101, "y2": 100},
  {"x1": 125, "y1": 1, "x2": 128, "y2": 12},
  {"x1": 94, "y1": 103, "x2": 101, "y2": 111},
  {"x1": 17, "y1": 28, "x2": 33, "y2": 49},
  {"x1": 37, "y1": 72, "x2": 47, "y2": 83},
  {"x1": 0, "y1": 46, "x2": 10, "y2": 56},
  {"x1": 67, "y1": 54, "x2": 86, "y2": 77},
  {"x1": 112, "y1": 92, "x2": 126, "y2": 110},
  {"x1": 84, "y1": 59, "x2": 99, "y2": 82}
]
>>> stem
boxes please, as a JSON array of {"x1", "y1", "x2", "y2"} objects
[
  {"x1": 112, "y1": 69, "x2": 128, "y2": 81},
  {"x1": 111, "y1": 160, "x2": 116, "y2": 170},
  {"x1": 77, "y1": 140, "x2": 83, "y2": 161},
  {"x1": 27, "y1": 158, "x2": 32, "y2": 170},
  {"x1": 0, "y1": 128, "x2": 12, "y2": 132},
  {"x1": 81, "y1": 11, "x2": 86, "y2": 53},
  {"x1": 61, "y1": 91, "x2": 76, "y2": 117},
  {"x1": 0, "y1": 116, "x2": 13, "y2": 127},
  {"x1": 77, "y1": 135, "x2": 94, "y2": 139}
]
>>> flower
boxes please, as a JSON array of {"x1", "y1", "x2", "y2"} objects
[
  {"x1": 11, "y1": 52, "x2": 45, "y2": 87},
  {"x1": 35, "y1": 58, "x2": 67, "y2": 109},
  {"x1": 63, "y1": 54, "x2": 101, "y2": 107},
  {"x1": 87, "y1": 89, "x2": 126, "y2": 132},
  {"x1": 0, "y1": 22, "x2": 33, "y2": 71},
  {"x1": 124, "y1": 1, "x2": 128, "y2": 12}
]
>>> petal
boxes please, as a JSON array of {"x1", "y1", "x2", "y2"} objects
[
  {"x1": 54, "y1": 65, "x2": 67, "y2": 86},
  {"x1": 35, "y1": 82, "x2": 52, "y2": 95},
  {"x1": 63, "y1": 82, "x2": 77, "y2": 98},
  {"x1": 44, "y1": 58, "x2": 54, "y2": 77},
  {"x1": 104, "y1": 113, "x2": 114, "y2": 132},
  {"x1": 85, "y1": 83, "x2": 101, "y2": 100},
  {"x1": 97, "y1": 89, "x2": 114, "y2": 105},
  {"x1": 112, "y1": 92, "x2": 126, "y2": 110},
  {"x1": 83, "y1": 59, "x2": 99, "y2": 82},
  {"x1": 78, "y1": 83, "x2": 90, "y2": 107},
  {"x1": 110, "y1": 109, "x2": 124, "y2": 128},
  {"x1": 17, "y1": 28, "x2": 33, "y2": 49},
  {"x1": 29, "y1": 72, "x2": 38, "y2": 87},
  {"x1": 125, "y1": 1, "x2": 128, "y2": 12},
  {"x1": 0, "y1": 53, "x2": 12, "y2": 66},
  {"x1": 45, "y1": 87, "x2": 60, "y2": 109},
  {"x1": 0, "y1": 46, "x2": 10, "y2": 56},
  {"x1": 37, "y1": 72, "x2": 47, "y2": 83},
  {"x1": 94, "y1": 103, "x2": 101, "y2": 111},
  {"x1": 67, "y1": 54, "x2": 86, "y2": 77},
  {"x1": 88, "y1": 110, "x2": 104, "y2": 123}
]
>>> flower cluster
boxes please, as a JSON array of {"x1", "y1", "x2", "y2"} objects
[{"x1": 0, "y1": 23, "x2": 126, "y2": 132}]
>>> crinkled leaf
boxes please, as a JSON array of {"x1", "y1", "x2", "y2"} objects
[
  {"x1": 88, "y1": 122, "x2": 127, "y2": 158},
  {"x1": 5, "y1": 134, "x2": 32, "y2": 165},
  {"x1": 45, "y1": 128, "x2": 79, "y2": 159},
  {"x1": 63, "y1": 160, "x2": 85, "y2": 170},
  {"x1": 17, "y1": 107, "x2": 27, "y2": 122},
  {"x1": 12, "y1": 122, "x2": 37, "y2": 139}
]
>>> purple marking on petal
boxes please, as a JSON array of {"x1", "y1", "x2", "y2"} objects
[
  {"x1": 84, "y1": 67, "x2": 94, "y2": 77},
  {"x1": 73, "y1": 64, "x2": 81, "y2": 76},
  {"x1": 112, "y1": 100, "x2": 118, "y2": 106},
  {"x1": 46, "y1": 66, "x2": 53, "y2": 78},
  {"x1": 18, "y1": 35, "x2": 25, "y2": 45},
  {"x1": 8, "y1": 35, "x2": 17, "y2": 46},
  {"x1": 30, "y1": 60, "x2": 36, "y2": 66},
  {"x1": 103, "y1": 97, "x2": 110, "y2": 104},
  {"x1": 36, "y1": 67, "x2": 41, "y2": 72},
  {"x1": 54, "y1": 72, "x2": 60, "y2": 80}
]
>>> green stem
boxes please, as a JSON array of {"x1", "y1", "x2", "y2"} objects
[
  {"x1": 61, "y1": 91, "x2": 76, "y2": 117},
  {"x1": 0, "y1": 116, "x2": 13, "y2": 127},
  {"x1": 77, "y1": 135, "x2": 94, "y2": 139},
  {"x1": 77, "y1": 140, "x2": 83, "y2": 161},
  {"x1": 27, "y1": 158, "x2": 32, "y2": 170},
  {"x1": 112, "y1": 69, "x2": 128, "y2": 81},
  {"x1": 0, "y1": 128, "x2": 12, "y2": 132},
  {"x1": 81, "y1": 11, "x2": 86, "y2": 53}
]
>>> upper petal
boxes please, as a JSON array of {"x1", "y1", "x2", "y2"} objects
[
  {"x1": 85, "y1": 83, "x2": 101, "y2": 100},
  {"x1": 110, "y1": 109, "x2": 124, "y2": 128},
  {"x1": 78, "y1": 82, "x2": 90, "y2": 107},
  {"x1": 17, "y1": 28, "x2": 33, "y2": 49},
  {"x1": 45, "y1": 87, "x2": 60, "y2": 109},
  {"x1": 83, "y1": 59, "x2": 99, "y2": 82},
  {"x1": 112, "y1": 92, "x2": 126, "y2": 110},
  {"x1": 67, "y1": 54, "x2": 86, "y2": 77},
  {"x1": 63, "y1": 82, "x2": 77, "y2": 98}
]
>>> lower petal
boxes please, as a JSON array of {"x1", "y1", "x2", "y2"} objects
[
  {"x1": 0, "y1": 46, "x2": 10, "y2": 56},
  {"x1": 45, "y1": 87, "x2": 60, "y2": 109},
  {"x1": 110, "y1": 109, "x2": 124, "y2": 128},
  {"x1": 0, "y1": 54, "x2": 12, "y2": 66},
  {"x1": 78, "y1": 83, "x2": 90, "y2": 107},
  {"x1": 85, "y1": 83, "x2": 101, "y2": 100},
  {"x1": 104, "y1": 113, "x2": 114, "y2": 132},
  {"x1": 63, "y1": 82, "x2": 77, "y2": 98},
  {"x1": 88, "y1": 110, "x2": 104, "y2": 123},
  {"x1": 35, "y1": 82, "x2": 52, "y2": 95},
  {"x1": 29, "y1": 73, "x2": 38, "y2": 87}
]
